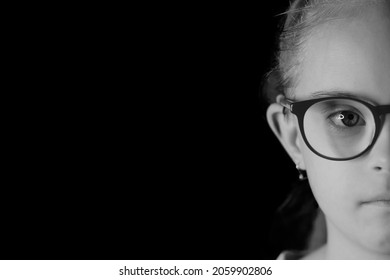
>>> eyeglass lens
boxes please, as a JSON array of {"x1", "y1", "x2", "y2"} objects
[{"x1": 303, "y1": 99, "x2": 376, "y2": 159}]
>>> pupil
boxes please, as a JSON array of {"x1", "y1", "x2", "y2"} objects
[{"x1": 341, "y1": 111, "x2": 358, "y2": 127}]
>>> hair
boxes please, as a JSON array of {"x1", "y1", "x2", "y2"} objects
[
  {"x1": 264, "y1": 0, "x2": 388, "y2": 256},
  {"x1": 263, "y1": 0, "x2": 388, "y2": 103}
]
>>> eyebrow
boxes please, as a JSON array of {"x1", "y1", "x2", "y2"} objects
[{"x1": 310, "y1": 90, "x2": 376, "y2": 104}]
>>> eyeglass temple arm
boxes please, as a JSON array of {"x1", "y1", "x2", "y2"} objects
[
  {"x1": 276, "y1": 94, "x2": 293, "y2": 112},
  {"x1": 378, "y1": 105, "x2": 390, "y2": 115}
]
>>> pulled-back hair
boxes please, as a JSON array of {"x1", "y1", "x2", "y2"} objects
[{"x1": 264, "y1": 0, "x2": 387, "y2": 103}]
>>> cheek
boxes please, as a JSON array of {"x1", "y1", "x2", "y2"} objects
[
  {"x1": 300, "y1": 138, "x2": 372, "y2": 237},
  {"x1": 297, "y1": 128, "x2": 368, "y2": 216},
  {"x1": 300, "y1": 139, "x2": 356, "y2": 213}
]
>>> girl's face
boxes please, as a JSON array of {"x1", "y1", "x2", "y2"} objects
[{"x1": 295, "y1": 7, "x2": 390, "y2": 257}]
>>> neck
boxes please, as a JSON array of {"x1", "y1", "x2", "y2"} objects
[{"x1": 324, "y1": 220, "x2": 390, "y2": 260}]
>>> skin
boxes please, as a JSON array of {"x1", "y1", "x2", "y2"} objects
[{"x1": 267, "y1": 4, "x2": 390, "y2": 259}]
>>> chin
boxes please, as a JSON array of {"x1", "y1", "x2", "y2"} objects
[{"x1": 360, "y1": 228, "x2": 390, "y2": 256}]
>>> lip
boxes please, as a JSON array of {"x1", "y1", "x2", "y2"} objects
[
  {"x1": 361, "y1": 194, "x2": 390, "y2": 207},
  {"x1": 362, "y1": 200, "x2": 390, "y2": 208}
]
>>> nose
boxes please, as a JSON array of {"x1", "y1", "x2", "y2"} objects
[{"x1": 369, "y1": 115, "x2": 390, "y2": 174}]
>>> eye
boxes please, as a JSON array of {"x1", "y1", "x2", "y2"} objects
[{"x1": 331, "y1": 111, "x2": 366, "y2": 127}]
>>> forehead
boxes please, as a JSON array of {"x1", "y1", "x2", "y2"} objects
[{"x1": 295, "y1": 6, "x2": 390, "y2": 104}]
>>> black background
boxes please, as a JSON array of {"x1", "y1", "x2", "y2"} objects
[{"x1": 2, "y1": 1, "x2": 300, "y2": 260}]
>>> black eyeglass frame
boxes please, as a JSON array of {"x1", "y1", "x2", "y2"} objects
[{"x1": 277, "y1": 95, "x2": 390, "y2": 161}]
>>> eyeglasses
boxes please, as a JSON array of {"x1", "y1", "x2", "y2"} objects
[{"x1": 278, "y1": 95, "x2": 390, "y2": 161}]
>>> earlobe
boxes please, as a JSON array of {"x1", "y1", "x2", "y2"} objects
[{"x1": 266, "y1": 103, "x2": 306, "y2": 169}]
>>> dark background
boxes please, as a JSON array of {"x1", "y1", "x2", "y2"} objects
[
  {"x1": 131, "y1": 2, "x2": 297, "y2": 259},
  {"x1": 2, "y1": 2, "x2": 300, "y2": 260}
]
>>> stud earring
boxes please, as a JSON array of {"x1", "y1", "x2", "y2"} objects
[{"x1": 296, "y1": 164, "x2": 307, "y2": 181}]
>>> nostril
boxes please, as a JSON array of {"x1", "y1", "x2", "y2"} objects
[{"x1": 374, "y1": 166, "x2": 382, "y2": 171}]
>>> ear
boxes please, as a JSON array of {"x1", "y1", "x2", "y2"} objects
[{"x1": 266, "y1": 103, "x2": 306, "y2": 170}]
